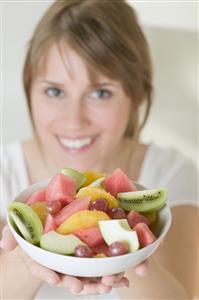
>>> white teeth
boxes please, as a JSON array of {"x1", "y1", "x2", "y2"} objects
[{"x1": 59, "y1": 137, "x2": 93, "y2": 149}]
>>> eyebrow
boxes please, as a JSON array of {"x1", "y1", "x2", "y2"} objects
[
  {"x1": 39, "y1": 79, "x2": 119, "y2": 89},
  {"x1": 39, "y1": 79, "x2": 66, "y2": 88},
  {"x1": 91, "y1": 82, "x2": 119, "y2": 88}
]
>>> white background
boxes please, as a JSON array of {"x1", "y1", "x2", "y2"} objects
[{"x1": 1, "y1": 1, "x2": 199, "y2": 164}]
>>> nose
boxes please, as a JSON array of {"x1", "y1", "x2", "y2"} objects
[{"x1": 61, "y1": 99, "x2": 89, "y2": 131}]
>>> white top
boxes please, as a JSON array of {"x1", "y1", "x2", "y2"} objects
[{"x1": 1, "y1": 141, "x2": 198, "y2": 300}]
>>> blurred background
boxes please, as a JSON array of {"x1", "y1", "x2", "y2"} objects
[{"x1": 2, "y1": 1, "x2": 198, "y2": 164}]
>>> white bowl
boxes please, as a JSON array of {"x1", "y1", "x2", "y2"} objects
[{"x1": 7, "y1": 179, "x2": 172, "y2": 277}]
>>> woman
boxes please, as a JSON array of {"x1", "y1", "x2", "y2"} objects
[{"x1": 1, "y1": 0, "x2": 198, "y2": 299}]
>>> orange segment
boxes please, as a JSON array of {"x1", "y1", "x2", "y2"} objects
[
  {"x1": 76, "y1": 186, "x2": 118, "y2": 208},
  {"x1": 30, "y1": 202, "x2": 48, "y2": 225},
  {"x1": 83, "y1": 170, "x2": 107, "y2": 187},
  {"x1": 57, "y1": 210, "x2": 110, "y2": 235},
  {"x1": 95, "y1": 253, "x2": 107, "y2": 258}
]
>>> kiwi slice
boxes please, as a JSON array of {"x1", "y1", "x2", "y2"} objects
[
  {"x1": 117, "y1": 188, "x2": 167, "y2": 213},
  {"x1": 8, "y1": 202, "x2": 43, "y2": 244},
  {"x1": 60, "y1": 168, "x2": 87, "y2": 189}
]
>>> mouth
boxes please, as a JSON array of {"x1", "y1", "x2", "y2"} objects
[{"x1": 56, "y1": 135, "x2": 98, "y2": 154}]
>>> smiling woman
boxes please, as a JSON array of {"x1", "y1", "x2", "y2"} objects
[
  {"x1": 1, "y1": 0, "x2": 198, "y2": 300},
  {"x1": 29, "y1": 43, "x2": 132, "y2": 175}
]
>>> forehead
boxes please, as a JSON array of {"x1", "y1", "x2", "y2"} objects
[{"x1": 38, "y1": 42, "x2": 109, "y2": 85}]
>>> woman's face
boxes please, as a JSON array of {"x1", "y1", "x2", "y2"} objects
[{"x1": 30, "y1": 43, "x2": 132, "y2": 172}]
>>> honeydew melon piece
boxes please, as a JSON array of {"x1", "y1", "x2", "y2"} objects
[
  {"x1": 99, "y1": 219, "x2": 139, "y2": 252},
  {"x1": 88, "y1": 177, "x2": 105, "y2": 188},
  {"x1": 40, "y1": 231, "x2": 86, "y2": 255}
]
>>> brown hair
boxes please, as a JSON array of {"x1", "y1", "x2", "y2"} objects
[{"x1": 23, "y1": 0, "x2": 153, "y2": 137}]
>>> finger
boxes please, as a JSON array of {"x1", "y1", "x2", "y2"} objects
[
  {"x1": 0, "y1": 226, "x2": 18, "y2": 250},
  {"x1": 58, "y1": 275, "x2": 84, "y2": 293},
  {"x1": 112, "y1": 277, "x2": 129, "y2": 288},
  {"x1": 101, "y1": 272, "x2": 125, "y2": 286},
  {"x1": 29, "y1": 260, "x2": 60, "y2": 286},
  {"x1": 77, "y1": 277, "x2": 91, "y2": 284},
  {"x1": 134, "y1": 260, "x2": 149, "y2": 276},
  {"x1": 77, "y1": 277, "x2": 101, "y2": 284},
  {"x1": 73, "y1": 282, "x2": 112, "y2": 295},
  {"x1": 18, "y1": 248, "x2": 60, "y2": 286}
]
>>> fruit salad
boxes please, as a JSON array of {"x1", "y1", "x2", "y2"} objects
[{"x1": 8, "y1": 168, "x2": 167, "y2": 258}]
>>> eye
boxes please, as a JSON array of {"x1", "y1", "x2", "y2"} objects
[
  {"x1": 89, "y1": 89, "x2": 112, "y2": 100},
  {"x1": 45, "y1": 87, "x2": 64, "y2": 98}
]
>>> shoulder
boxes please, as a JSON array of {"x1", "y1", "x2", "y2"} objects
[
  {"x1": 145, "y1": 143, "x2": 191, "y2": 167},
  {"x1": 1, "y1": 141, "x2": 23, "y2": 169},
  {"x1": 140, "y1": 143, "x2": 198, "y2": 207},
  {"x1": 1, "y1": 141, "x2": 29, "y2": 221},
  {"x1": 142, "y1": 143, "x2": 196, "y2": 177}
]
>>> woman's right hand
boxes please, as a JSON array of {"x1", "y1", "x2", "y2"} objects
[{"x1": 0, "y1": 226, "x2": 129, "y2": 295}]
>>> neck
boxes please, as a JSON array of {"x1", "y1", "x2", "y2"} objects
[{"x1": 28, "y1": 136, "x2": 144, "y2": 183}]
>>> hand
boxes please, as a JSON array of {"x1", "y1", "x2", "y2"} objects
[{"x1": 0, "y1": 227, "x2": 129, "y2": 295}]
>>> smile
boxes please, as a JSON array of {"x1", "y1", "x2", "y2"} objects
[{"x1": 57, "y1": 136, "x2": 97, "y2": 153}]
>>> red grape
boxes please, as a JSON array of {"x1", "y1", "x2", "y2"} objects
[
  {"x1": 106, "y1": 241, "x2": 129, "y2": 257},
  {"x1": 108, "y1": 207, "x2": 126, "y2": 219},
  {"x1": 47, "y1": 200, "x2": 62, "y2": 215},
  {"x1": 74, "y1": 245, "x2": 93, "y2": 258},
  {"x1": 89, "y1": 198, "x2": 109, "y2": 213}
]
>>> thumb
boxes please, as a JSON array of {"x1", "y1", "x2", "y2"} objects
[
  {"x1": 0, "y1": 226, "x2": 18, "y2": 250},
  {"x1": 134, "y1": 260, "x2": 149, "y2": 276}
]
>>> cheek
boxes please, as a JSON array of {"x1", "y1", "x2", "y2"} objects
[
  {"x1": 92, "y1": 103, "x2": 130, "y2": 135},
  {"x1": 31, "y1": 98, "x2": 56, "y2": 133}
]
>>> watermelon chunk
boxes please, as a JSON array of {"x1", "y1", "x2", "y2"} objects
[
  {"x1": 92, "y1": 243, "x2": 109, "y2": 255},
  {"x1": 133, "y1": 223, "x2": 156, "y2": 248},
  {"x1": 26, "y1": 188, "x2": 46, "y2": 205},
  {"x1": 74, "y1": 226, "x2": 104, "y2": 248},
  {"x1": 45, "y1": 173, "x2": 76, "y2": 205},
  {"x1": 44, "y1": 214, "x2": 57, "y2": 233},
  {"x1": 103, "y1": 168, "x2": 137, "y2": 197},
  {"x1": 54, "y1": 197, "x2": 91, "y2": 226},
  {"x1": 127, "y1": 210, "x2": 149, "y2": 229}
]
